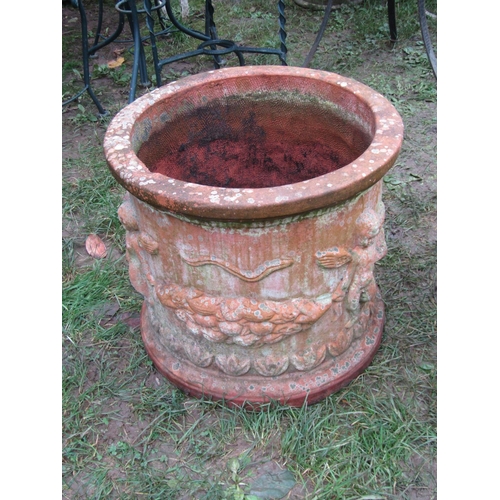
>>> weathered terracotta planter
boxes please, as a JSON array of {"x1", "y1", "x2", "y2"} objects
[{"x1": 104, "y1": 66, "x2": 403, "y2": 407}]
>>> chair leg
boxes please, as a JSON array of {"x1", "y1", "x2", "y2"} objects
[
  {"x1": 62, "y1": 0, "x2": 107, "y2": 116},
  {"x1": 388, "y1": 0, "x2": 397, "y2": 42},
  {"x1": 418, "y1": 0, "x2": 437, "y2": 78}
]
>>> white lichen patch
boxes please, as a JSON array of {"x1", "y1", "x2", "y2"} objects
[
  {"x1": 223, "y1": 193, "x2": 242, "y2": 202},
  {"x1": 126, "y1": 162, "x2": 143, "y2": 172}
]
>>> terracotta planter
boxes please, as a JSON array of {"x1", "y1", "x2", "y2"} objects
[{"x1": 104, "y1": 66, "x2": 403, "y2": 407}]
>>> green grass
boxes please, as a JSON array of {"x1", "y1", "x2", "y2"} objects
[
  {"x1": 62, "y1": 0, "x2": 436, "y2": 498},
  {"x1": 63, "y1": 142, "x2": 124, "y2": 241}
]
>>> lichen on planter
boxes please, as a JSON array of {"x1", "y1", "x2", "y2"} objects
[{"x1": 104, "y1": 66, "x2": 403, "y2": 408}]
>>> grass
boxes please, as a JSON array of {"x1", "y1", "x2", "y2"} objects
[{"x1": 62, "y1": 0, "x2": 436, "y2": 498}]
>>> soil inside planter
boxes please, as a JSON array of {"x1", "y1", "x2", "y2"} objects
[{"x1": 137, "y1": 92, "x2": 373, "y2": 188}]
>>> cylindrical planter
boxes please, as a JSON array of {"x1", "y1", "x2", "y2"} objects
[{"x1": 104, "y1": 66, "x2": 403, "y2": 407}]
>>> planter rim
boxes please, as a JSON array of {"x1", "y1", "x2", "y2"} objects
[{"x1": 104, "y1": 66, "x2": 404, "y2": 220}]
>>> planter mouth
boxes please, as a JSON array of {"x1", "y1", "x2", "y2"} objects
[{"x1": 104, "y1": 66, "x2": 403, "y2": 220}]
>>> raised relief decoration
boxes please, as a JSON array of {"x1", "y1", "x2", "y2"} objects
[
  {"x1": 215, "y1": 354, "x2": 251, "y2": 376},
  {"x1": 155, "y1": 282, "x2": 332, "y2": 347},
  {"x1": 125, "y1": 199, "x2": 387, "y2": 377},
  {"x1": 118, "y1": 198, "x2": 156, "y2": 297},
  {"x1": 317, "y1": 205, "x2": 387, "y2": 357},
  {"x1": 181, "y1": 255, "x2": 294, "y2": 282},
  {"x1": 290, "y1": 345, "x2": 327, "y2": 371},
  {"x1": 253, "y1": 355, "x2": 290, "y2": 377},
  {"x1": 138, "y1": 232, "x2": 159, "y2": 255},
  {"x1": 316, "y1": 247, "x2": 352, "y2": 269}
]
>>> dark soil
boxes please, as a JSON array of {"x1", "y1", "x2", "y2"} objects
[{"x1": 138, "y1": 93, "x2": 369, "y2": 188}]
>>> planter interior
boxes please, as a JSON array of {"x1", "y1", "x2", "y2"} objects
[
  {"x1": 104, "y1": 66, "x2": 404, "y2": 408},
  {"x1": 137, "y1": 91, "x2": 372, "y2": 189}
]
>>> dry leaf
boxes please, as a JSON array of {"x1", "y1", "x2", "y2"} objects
[
  {"x1": 107, "y1": 56, "x2": 125, "y2": 69},
  {"x1": 85, "y1": 234, "x2": 107, "y2": 259},
  {"x1": 120, "y1": 312, "x2": 141, "y2": 330}
]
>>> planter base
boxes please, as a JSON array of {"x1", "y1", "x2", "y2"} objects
[{"x1": 140, "y1": 294, "x2": 385, "y2": 408}]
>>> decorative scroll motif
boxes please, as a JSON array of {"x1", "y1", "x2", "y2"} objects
[
  {"x1": 155, "y1": 282, "x2": 332, "y2": 347},
  {"x1": 181, "y1": 255, "x2": 294, "y2": 282}
]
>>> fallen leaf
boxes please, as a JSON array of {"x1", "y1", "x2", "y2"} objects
[
  {"x1": 227, "y1": 458, "x2": 240, "y2": 474},
  {"x1": 85, "y1": 234, "x2": 107, "y2": 259},
  {"x1": 107, "y1": 56, "x2": 125, "y2": 68},
  {"x1": 93, "y1": 301, "x2": 121, "y2": 327},
  {"x1": 119, "y1": 311, "x2": 141, "y2": 330},
  {"x1": 419, "y1": 362, "x2": 435, "y2": 373},
  {"x1": 93, "y1": 301, "x2": 120, "y2": 319}
]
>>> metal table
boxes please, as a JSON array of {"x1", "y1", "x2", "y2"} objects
[
  {"x1": 62, "y1": 0, "x2": 287, "y2": 114},
  {"x1": 62, "y1": 0, "x2": 436, "y2": 115}
]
